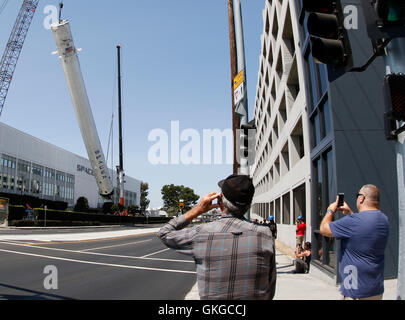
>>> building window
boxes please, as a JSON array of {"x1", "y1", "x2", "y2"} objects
[
  {"x1": 282, "y1": 192, "x2": 291, "y2": 225},
  {"x1": 311, "y1": 111, "x2": 321, "y2": 147},
  {"x1": 318, "y1": 64, "x2": 328, "y2": 96},
  {"x1": 312, "y1": 147, "x2": 336, "y2": 269},
  {"x1": 44, "y1": 168, "x2": 55, "y2": 179},
  {"x1": 310, "y1": 97, "x2": 331, "y2": 148},
  {"x1": 32, "y1": 164, "x2": 43, "y2": 177},
  {"x1": 1, "y1": 175, "x2": 8, "y2": 189},
  {"x1": 57, "y1": 172, "x2": 66, "y2": 182},
  {"x1": 293, "y1": 183, "x2": 306, "y2": 223},
  {"x1": 304, "y1": 49, "x2": 329, "y2": 115},
  {"x1": 18, "y1": 161, "x2": 30, "y2": 173},
  {"x1": 275, "y1": 198, "x2": 281, "y2": 224},
  {"x1": 31, "y1": 179, "x2": 42, "y2": 194},
  {"x1": 0, "y1": 155, "x2": 16, "y2": 169},
  {"x1": 322, "y1": 98, "x2": 332, "y2": 137},
  {"x1": 306, "y1": 51, "x2": 319, "y2": 111}
]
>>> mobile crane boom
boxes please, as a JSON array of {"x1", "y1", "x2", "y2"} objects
[{"x1": 0, "y1": 0, "x2": 39, "y2": 117}]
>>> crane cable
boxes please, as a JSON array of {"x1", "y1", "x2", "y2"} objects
[
  {"x1": 105, "y1": 61, "x2": 117, "y2": 179},
  {"x1": 0, "y1": 0, "x2": 10, "y2": 16}
]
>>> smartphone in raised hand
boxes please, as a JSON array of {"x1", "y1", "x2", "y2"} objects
[
  {"x1": 216, "y1": 195, "x2": 223, "y2": 206},
  {"x1": 337, "y1": 193, "x2": 344, "y2": 207}
]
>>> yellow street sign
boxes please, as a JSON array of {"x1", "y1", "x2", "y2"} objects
[{"x1": 233, "y1": 70, "x2": 244, "y2": 90}]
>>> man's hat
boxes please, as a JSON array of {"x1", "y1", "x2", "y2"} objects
[
  {"x1": 269, "y1": 216, "x2": 274, "y2": 221},
  {"x1": 218, "y1": 174, "x2": 255, "y2": 206},
  {"x1": 298, "y1": 216, "x2": 303, "y2": 220}
]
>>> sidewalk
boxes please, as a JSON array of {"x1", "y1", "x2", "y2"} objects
[
  {"x1": 0, "y1": 226, "x2": 161, "y2": 242},
  {"x1": 183, "y1": 248, "x2": 341, "y2": 300},
  {"x1": 185, "y1": 240, "x2": 398, "y2": 300}
]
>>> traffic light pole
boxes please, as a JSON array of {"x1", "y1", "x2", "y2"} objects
[
  {"x1": 234, "y1": 0, "x2": 249, "y2": 176},
  {"x1": 384, "y1": 38, "x2": 405, "y2": 300}
]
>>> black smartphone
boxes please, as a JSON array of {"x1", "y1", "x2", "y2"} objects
[
  {"x1": 338, "y1": 193, "x2": 344, "y2": 207},
  {"x1": 216, "y1": 196, "x2": 223, "y2": 206}
]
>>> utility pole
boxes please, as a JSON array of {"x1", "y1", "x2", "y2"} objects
[
  {"x1": 117, "y1": 45, "x2": 125, "y2": 207},
  {"x1": 384, "y1": 38, "x2": 405, "y2": 300},
  {"x1": 233, "y1": 0, "x2": 251, "y2": 220},
  {"x1": 233, "y1": 0, "x2": 249, "y2": 176},
  {"x1": 227, "y1": 0, "x2": 240, "y2": 175}
]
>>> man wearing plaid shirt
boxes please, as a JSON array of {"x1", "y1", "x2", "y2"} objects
[{"x1": 158, "y1": 174, "x2": 277, "y2": 300}]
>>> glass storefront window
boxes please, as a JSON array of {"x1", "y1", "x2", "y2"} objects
[
  {"x1": 315, "y1": 232, "x2": 323, "y2": 261},
  {"x1": 315, "y1": 158, "x2": 323, "y2": 227},
  {"x1": 326, "y1": 149, "x2": 334, "y2": 205},
  {"x1": 326, "y1": 236, "x2": 336, "y2": 268},
  {"x1": 312, "y1": 149, "x2": 336, "y2": 268}
]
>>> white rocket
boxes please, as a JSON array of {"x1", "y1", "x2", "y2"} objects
[{"x1": 51, "y1": 20, "x2": 114, "y2": 198}]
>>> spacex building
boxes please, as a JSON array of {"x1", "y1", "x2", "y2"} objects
[{"x1": 0, "y1": 122, "x2": 141, "y2": 208}]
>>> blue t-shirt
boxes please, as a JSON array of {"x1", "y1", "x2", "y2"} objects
[{"x1": 329, "y1": 210, "x2": 389, "y2": 298}]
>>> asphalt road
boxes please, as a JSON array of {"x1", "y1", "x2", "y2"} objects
[{"x1": 0, "y1": 232, "x2": 197, "y2": 300}]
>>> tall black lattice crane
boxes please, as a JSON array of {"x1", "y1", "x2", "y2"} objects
[{"x1": 0, "y1": 0, "x2": 39, "y2": 117}]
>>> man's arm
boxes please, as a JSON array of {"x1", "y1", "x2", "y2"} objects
[
  {"x1": 320, "y1": 197, "x2": 353, "y2": 238},
  {"x1": 183, "y1": 192, "x2": 221, "y2": 222},
  {"x1": 157, "y1": 192, "x2": 221, "y2": 255}
]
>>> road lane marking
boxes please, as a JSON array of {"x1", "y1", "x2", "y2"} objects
[
  {"x1": 141, "y1": 248, "x2": 170, "y2": 258},
  {"x1": 0, "y1": 229, "x2": 161, "y2": 242},
  {"x1": 0, "y1": 248, "x2": 196, "y2": 274},
  {"x1": 79, "y1": 239, "x2": 152, "y2": 252},
  {"x1": 0, "y1": 240, "x2": 194, "y2": 264},
  {"x1": 17, "y1": 234, "x2": 156, "y2": 246}
]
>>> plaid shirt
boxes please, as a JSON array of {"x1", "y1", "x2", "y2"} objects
[{"x1": 157, "y1": 214, "x2": 276, "y2": 300}]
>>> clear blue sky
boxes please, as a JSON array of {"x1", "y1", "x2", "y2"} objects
[{"x1": 0, "y1": 0, "x2": 265, "y2": 207}]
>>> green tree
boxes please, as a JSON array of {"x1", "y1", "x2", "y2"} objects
[
  {"x1": 74, "y1": 196, "x2": 89, "y2": 213},
  {"x1": 127, "y1": 204, "x2": 140, "y2": 215},
  {"x1": 140, "y1": 182, "x2": 150, "y2": 214},
  {"x1": 111, "y1": 203, "x2": 124, "y2": 214},
  {"x1": 102, "y1": 201, "x2": 113, "y2": 214},
  {"x1": 161, "y1": 184, "x2": 199, "y2": 216}
]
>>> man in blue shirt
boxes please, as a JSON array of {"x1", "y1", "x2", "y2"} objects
[{"x1": 320, "y1": 184, "x2": 389, "y2": 300}]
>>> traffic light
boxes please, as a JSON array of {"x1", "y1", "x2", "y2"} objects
[
  {"x1": 384, "y1": 73, "x2": 405, "y2": 139},
  {"x1": 303, "y1": 0, "x2": 352, "y2": 70},
  {"x1": 361, "y1": 0, "x2": 405, "y2": 41},
  {"x1": 240, "y1": 123, "x2": 256, "y2": 162}
]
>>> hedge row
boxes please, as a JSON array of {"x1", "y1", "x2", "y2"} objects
[
  {"x1": 7, "y1": 205, "x2": 171, "y2": 226},
  {"x1": 11, "y1": 220, "x2": 102, "y2": 227},
  {"x1": 0, "y1": 192, "x2": 68, "y2": 210}
]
